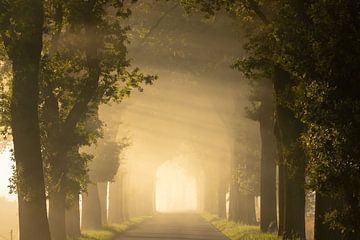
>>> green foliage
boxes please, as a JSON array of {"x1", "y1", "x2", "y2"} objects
[
  {"x1": 202, "y1": 212, "x2": 280, "y2": 240},
  {"x1": 86, "y1": 123, "x2": 130, "y2": 183},
  {"x1": 0, "y1": 43, "x2": 11, "y2": 138},
  {"x1": 37, "y1": 0, "x2": 156, "y2": 207}
]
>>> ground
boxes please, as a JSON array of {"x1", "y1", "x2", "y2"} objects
[{"x1": 115, "y1": 213, "x2": 229, "y2": 240}]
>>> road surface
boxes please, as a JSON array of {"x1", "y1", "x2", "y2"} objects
[{"x1": 116, "y1": 213, "x2": 229, "y2": 240}]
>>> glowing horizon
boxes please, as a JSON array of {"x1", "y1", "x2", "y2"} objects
[{"x1": 155, "y1": 160, "x2": 197, "y2": 212}]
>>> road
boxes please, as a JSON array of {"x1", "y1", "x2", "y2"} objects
[{"x1": 116, "y1": 213, "x2": 229, "y2": 240}]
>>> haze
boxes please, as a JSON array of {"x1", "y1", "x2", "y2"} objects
[{"x1": 1, "y1": 1, "x2": 359, "y2": 240}]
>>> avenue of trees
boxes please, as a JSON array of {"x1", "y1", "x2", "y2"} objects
[{"x1": 0, "y1": 1, "x2": 359, "y2": 240}]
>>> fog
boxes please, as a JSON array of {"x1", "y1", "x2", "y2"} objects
[{"x1": 103, "y1": 1, "x2": 259, "y2": 217}]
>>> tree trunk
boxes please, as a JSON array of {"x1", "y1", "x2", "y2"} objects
[
  {"x1": 204, "y1": 175, "x2": 217, "y2": 214},
  {"x1": 82, "y1": 183, "x2": 102, "y2": 229},
  {"x1": 6, "y1": 1, "x2": 50, "y2": 240},
  {"x1": 49, "y1": 189, "x2": 66, "y2": 240},
  {"x1": 259, "y1": 80, "x2": 278, "y2": 232},
  {"x1": 315, "y1": 193, "x2": 341, "y2": 240},
  {"x1": 278, "y1": 161, "x2": 286, "y2": 236},
  {"x1": 238, "y1": 194, "x2": 257, "y2": 225},
  {"x1": 109, "y1": 178, "x2": 124, "y2": 224},
  {"x1": 98, "y1": 182, "x2": 108, "y2": 226},
  {"x1": 217, "y1": 176, "x2": 227, "y2": 218},
  {"x1": 12, "y1": 60, "x2": 51, "y2": 240},
  {"x1": 273, "y1": 67, "x2": 306, "y2": 239},
  {"x1": 66, "y1": 194, "x2": 81, "y2": 239},
  {"x1": 284, "y1": 163, "x2": 305, "y2": 239},
  {"x1": 122, "y1": 173, "x2": 129, "y2": 220},
  {"x1": 229, "y1": 180, "x2": 240, "y2": 222}
]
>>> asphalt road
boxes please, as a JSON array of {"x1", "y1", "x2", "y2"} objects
[{"x1": 116, "y1": 213, "x2": 229, "y2": 240}]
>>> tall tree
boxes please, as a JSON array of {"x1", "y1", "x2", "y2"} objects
[
  {"x1": 0, "y1": 1, "x2": 51, "y2": 240},
  {"x1": 37, "y1": 1, "x2": 155, "y2": 239}
]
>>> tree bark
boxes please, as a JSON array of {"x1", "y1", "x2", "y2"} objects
[
  {"x1": 259, "y1": 79, "x2": 278, "y2": 232},
  {"x1": 273, "y1": 67, "x2": 306, "y2": 239},
  {"x1": 278, "y1": 160, "x2": 286, "y2": 236},
  {"x1": 109, "y1": 178, "x2": 124, "y2": 224},
  {"x1": 66, "y1": 194, "x2": 81, "y2": 239},
  {"x1": 217, "y1": 176, "x2": 227, "y2": 218},
  {"x1": 5, "y1": 1, "x2": 50, "y2": 239},
  {"x1": 49, "y1": 189, "x2": 66, "y2": 240},
  {"x1": 229, "y1": 180, "x2": 240, "y2": 221},
  {"x1": 283, "y1": 162, "x2": 305, "y2": 239},
  {"x1": 12, "y1": 53, "x2": 51, "y2": 240},
  {"x1": 315, "y1": 193, "x2": 341, "y2": 240},
  {"x1": 122, "y1": 173, "x2": 129, "y2": 220},
  {"x1": 238, "y1": 194, "x2": 257, "y2": 225},
  {"x1": 98, "y1": 182, "x2": 108, "y2": 226},
  {"x1": 82, "y1": 183, "x2": 102, "y2": 229}
]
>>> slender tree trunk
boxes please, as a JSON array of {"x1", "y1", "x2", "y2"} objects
[
  {"x1": 98, "y1": 182, "x2": 108, "y2": 226},
  {"x1": 66, "y1": 194, "x2": 81, "y2": 239},
  {"x1": 204, "y1": 175, "x2": 217, "y2": 214},
  {"x1": 278, "y1": 160, "x2": 286, "y2": 236},
  {"x1": 217, "y1": 176, "x2": 227, "y2": 218},
  {"x1": 315, "y1": 193, "x2": 341, "y2": 240},
  {"x1": 109, "y1": 178, "x2": 124, "y2": 224},
  {"x1": 49, "y1": 188, "x2": 67, "y2": 240},
  {"x1": 122, "y1": 173, "x2": 129, "y2": 220},
  {"x1": 5, "y1": 1, "x2": 50, "y2": 240},
  {"x1": 259, "y1": 80, "x2": 278, "y2": 232},
  {"x1": 82, "y1": 183, "x2": 102, "y2": 229},
  {"x1": 229, "y1": 180, "x2": 240, "y2": 222}
]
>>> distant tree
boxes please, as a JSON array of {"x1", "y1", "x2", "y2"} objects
[{"x1": 82, "y1": 122, "x2": 130, "y2": 229}]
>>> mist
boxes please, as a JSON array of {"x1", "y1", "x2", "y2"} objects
[{"x1": 1, "y1": 1, "x2": 358, "y2": 240}]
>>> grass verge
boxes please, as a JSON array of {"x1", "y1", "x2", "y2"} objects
[
  {"x1": 202, "y1": 212, "x2": 281, "y2": 240},
  {"x1": 78, "y1": 216, "x2": 152, "y2": 240}
]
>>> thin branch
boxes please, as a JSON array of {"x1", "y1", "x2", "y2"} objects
[{"x1": 138, "y1": 3, "x2": 178, "y2": 46}]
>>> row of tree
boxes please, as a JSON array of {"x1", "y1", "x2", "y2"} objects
[
  {"x1": 0, "y1": 1, "x2": 155, "y2": 240},
  {"x1": 181, "y1": 1, "x2": 359, "y2": 240}
]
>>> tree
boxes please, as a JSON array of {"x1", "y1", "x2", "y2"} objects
[
  {"x1": 82, "y1": 119, "x2": 129, "y2": 229},
  {"x1": 230, "y1": 1, "x2": 360, "y2": 238},
  {"x1": 36, "y1": 1, "x2": 156, "y2": 239},
  {"x1": 234, "y1": 68, "x2": 278, "y2": 231},
  {"x1": 0, "y1": 1, "x2": 51, "y2": 240}
]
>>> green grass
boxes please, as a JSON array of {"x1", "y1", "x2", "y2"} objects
[
  {"x1": 202, "y1": 212, "x2": 281, "y2": 240},
  {"x1": 78, "y1": 216, "x2": 152, "y2": 240}
]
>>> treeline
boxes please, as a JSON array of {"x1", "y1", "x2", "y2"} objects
[{"x1": 181, "y1": 1, "x2": 360, "y2": 240}]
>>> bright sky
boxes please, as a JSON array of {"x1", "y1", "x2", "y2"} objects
[{"x1": 0, "y1": 146, "x2": 17, "y2": 202}]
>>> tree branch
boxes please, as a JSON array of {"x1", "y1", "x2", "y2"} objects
[{"x1": 138, "y1": 3, "x2": 178, "y2": 46}]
